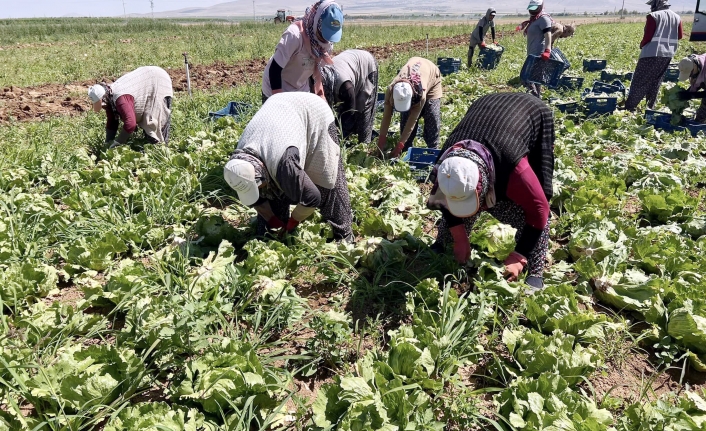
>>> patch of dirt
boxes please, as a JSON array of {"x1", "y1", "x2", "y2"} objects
[
  {"x1": 43, "y1": 285, "x2": 84, "y2": 307},
  {"x1": 590, "y1": 348, "x2": 682, "y2": 405},
  {"x1": 0, "y1": 34, "x2": 471, "y2": 123},
  {"x1": 623, "y1": 195, "x2": 642, "y2": 216}
]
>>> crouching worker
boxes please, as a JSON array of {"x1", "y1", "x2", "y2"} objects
[
  {"x1": 321, "y1": 49, "x2": 378, "y2": 144},
  {"x1": 677, "y1": 54, "x2": 706, "y2": 123},
  {"x1": 378, "y1": 57, "x2": 443, "y2": 158},
  {"x1": 88, "y1": 66, "x2": 173, "y2": 149},
  {"x1": 427, "y1": 93, "x2": 555, "y2": 290},
  {"x1": 224, "y1": 92, "x2": 354, "y2": 242}
]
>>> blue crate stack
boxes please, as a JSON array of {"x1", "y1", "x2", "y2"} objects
[{"x1": 437, "y1": 58, "x2": 461, "y2": 76}]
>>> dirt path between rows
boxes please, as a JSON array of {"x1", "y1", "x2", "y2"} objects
[{"x1": 0, "y1": 33, "x2": 473, "y2": 123}]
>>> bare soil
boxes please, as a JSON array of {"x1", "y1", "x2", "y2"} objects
[
  {"x1": 590, "y1": 349, "x2": 679, "y2": 404},
  {"x1": 0, "y1": 34, "x2": 470, "y2": 123}
]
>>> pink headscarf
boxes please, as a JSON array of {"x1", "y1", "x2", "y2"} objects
[{"x1": 296, "y1": 0, "x2": 338, "y2": 100}]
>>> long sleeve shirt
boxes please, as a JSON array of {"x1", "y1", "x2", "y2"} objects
[
  {"x1": 440, "y1": 156, "x2": 549, "y2": 257},
  {"x1": 254, "y1": 146, "x2": 321, "y2": 208},
  {"x1": 105, "y1": 94, "x2": 137, "y2": 144}
]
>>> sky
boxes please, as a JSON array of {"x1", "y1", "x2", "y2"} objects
[{"x1": 0, "y1": 0, "x2": 697, "y2": 19}]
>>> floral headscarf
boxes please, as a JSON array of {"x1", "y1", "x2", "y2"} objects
[
  {"x1": 300, "y1": 0, "x2": 338, "y2": 59},
  {"x1": 394, "y1": 60, "x2": 425, "y2": 106}
]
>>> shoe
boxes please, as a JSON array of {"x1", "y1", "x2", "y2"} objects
[
  {"x1": 525, "y1": 276, "x2": 544, "y2": 293},
  {"x1": 338, "y1": 232, "x2": 356, "y2": 245},
  {"x1": 429, "y1": 241, "x2": 445, "y2": 254}
]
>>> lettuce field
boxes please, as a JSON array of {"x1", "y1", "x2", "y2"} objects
[{"x1": 2, "y1": 17, "x2": 706, "y2": 431}]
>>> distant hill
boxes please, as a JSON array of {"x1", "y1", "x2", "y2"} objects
[{"x1": 130, "y1": 0, "x2": 696, "y2": 18}]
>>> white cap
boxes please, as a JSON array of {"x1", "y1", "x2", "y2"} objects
[
  {"x1": 88, "y1": 84, "x2": 105, "y2": 103},
  {"x1": 393, "y1": 82, "x2": 413, "y2": 112},
  {"x1": 527, "y1": 0, "x2": 543, "y2": 10},
  {"x1": 224, "y1": 159, "x2": 259, "y2": 206},
  {"x1": 678, "y1": 57, "x2": 697, "y2": 82},
  {"x1": 438, "y1": 157, "x2": 480, "y2": 218}
]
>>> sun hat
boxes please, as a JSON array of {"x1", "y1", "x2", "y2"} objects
[
  {"x1": 393, "y1": 82, "x2": 413, "y2": 112},
  {"x1": 224, "y1": 159, "x2": 259, "y2": 206},
  {"x1": 88, "y1": 84, "x2": 106, "y2": 112},
  {"x1": 88, "y1": 84, "x2": 105, "y2": 103},
  {"x1": 320, "y1": 4, "x2": 344, "y2": 43},
  {"x1": 438, "y1": 157, "x2": 480, "y2": 218},
  {"x1": 527, "y1": 0, "x2": 543, "y2": 11},
  {"x1": 678, "y1": 57, "x2": 697, "y2": 82}
]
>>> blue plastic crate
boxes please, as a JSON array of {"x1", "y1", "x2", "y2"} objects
[
  {"x1": 591, "y1": 80, "x2": 626, "y2": 95},
  {"x1": 655, "y1": 120, "x2": 686, "y2": 133},
  {"x1": 685, "y1": 120, "x2": 706, "y2": 137},
  {"x1": 208, "y1": 101, "x2": 252, "y2": 119},
  {"x1": 664, "y1": 64, "x2": 680, "y2": 83},
  {"x1": 584, "y1": 95, "x2": 617, "y2": 116},
  {"x1": 555, "y1": 101, "x2": 580, "y2": 114},
  {"x1": 583, "y1": 59, "x2": 607, "y2": 72},
  {"x1": 438, "y1": 57, "x2": 461, "y2": 67},
  {"x1": 477, "y1": 45, "x2": 504, "y2": 70},
  {"x1": 521, "y1": 55, "x2": 566, "y2": 88},
  {"x1": 557, "y1": 76, "x2": 584, "y2": 91},
  {"x1": 401, "y1": 147, "x2": 442, "y2": 182},
  {"x1": 644, "y1": 109, "x2": 673, "y2": 126},
  {"x1": 376, "y1": 92, "x2": 386, "y2": 112},
  {"x1": 550, "y1": 48, "x2": 571, "y2": 72},
  {"x1": 600, "y1": 70, "x2": 621, "y2": 82},
  {"x1": 438, "y1": 57, "x2": 461, "y2": 76}
]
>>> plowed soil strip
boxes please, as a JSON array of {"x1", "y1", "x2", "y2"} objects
[{"x1": 0, "y1": 34, "x2": 470, "y2": 123}]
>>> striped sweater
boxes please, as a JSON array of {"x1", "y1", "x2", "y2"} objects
[{"x1": 440, "y1": 92, "x2": 555, "y2": 202}]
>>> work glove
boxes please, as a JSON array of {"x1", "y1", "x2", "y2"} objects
[
  {"x1": 450, "y1": 225, "x2": 471, "y2": 264},
  {"x1": 377, "y1": 135, "x2": 388, "y2": 153},
  {"x1": 677, "y1": 90, "x2": 694, "y2": 101},
  {"x1": 540, "y1": 49, "x2": 551, "y2": 61},
  {"x1": 285, "y1": 218, "x2": 300, "y2": 233},
  {"x1": 390, "y1": 142, "x2": 406, "y2": 158},
  {"x1": 679, "y1": 90, "x2": 706, "y2": 100},
  {"x1": 266, "y1": 216, "x2": 285, "y2": 231},
  {"x1": 480, "y1": 42, "x2": 487, "y2": 48},
  {"x1": 105, "y1": 129, "x2": 117, "y2": 143},
  {"x1": 108, "y1": 140, "x2": 125, "y2": 149},
  {"x1": 503, "y1": 251, "x2": 528, "y2": 281}
]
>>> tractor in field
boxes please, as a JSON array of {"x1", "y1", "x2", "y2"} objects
[{"x1": 274, "y1": 9, "x2": 295, "y2": 24}]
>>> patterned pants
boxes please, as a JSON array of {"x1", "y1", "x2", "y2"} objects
[
  {"x1": 468, "y1": 37, "x2": 482, "y2": 67},
  {"x1": 625, "y1": 56, "x2": 672, "y2": 111},
  {"x1": 435, "y1": 201, "x2": 550, "y2": 277},
  {"x1": 256, "y1": 123, "x2": 354, "y2": 240},
  {"x1": 520, "y1": 56, "x2": 543, "y2": 98},
  {"x1": 400, "y1": 98, "x2": 441, "y2": 151},
  {"x1": 696, "y1": 98, "x2": 706, "y2": 123},
  {"x1": 146, "y1": 96, "x2": 172, "y2": 143},
  {"x1": 340, "y1": 69, "x2": 379, "y2": 144}
]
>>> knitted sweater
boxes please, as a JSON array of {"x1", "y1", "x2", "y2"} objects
[
  {"x1": 110, "y1": 66, "x2": 173, "y2": 143},
  {"x1": 333, "y1": 49, "x2": 377, "y2": 111},
  {"x1": 237, "y1": 92, "x2": 339, "y2": 190},
  {"x1": 440, "y1": 92, "x2": 555, "y2": 201}
]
